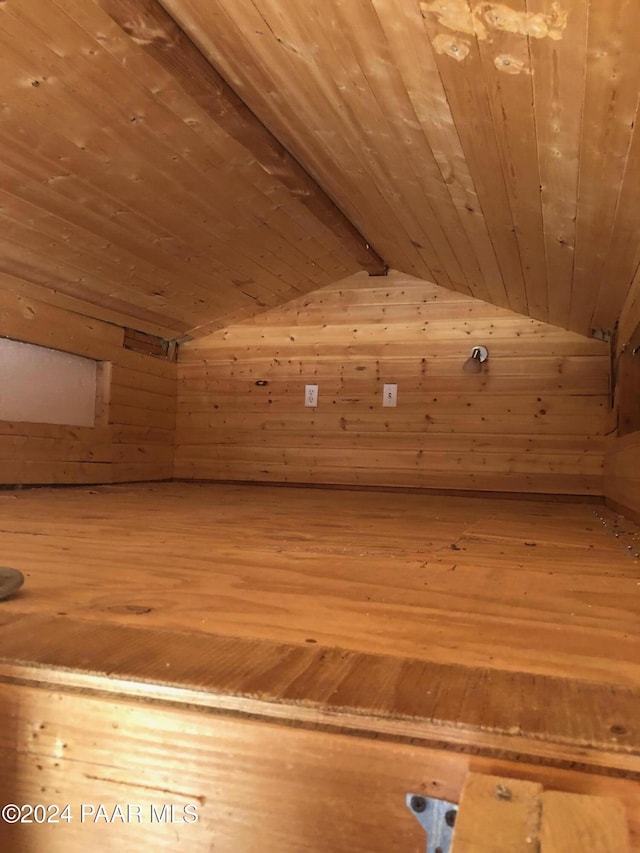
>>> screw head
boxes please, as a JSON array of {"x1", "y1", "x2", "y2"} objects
[
  {"x1": 410, "y1": 795, "x2": 427, "y2": 813},
  {"x1": 496, "y1": 784, "x2": 513, "y2": 801},
  {"x1": 445, "y1": 809, "x2": 457, "y2": 827}
]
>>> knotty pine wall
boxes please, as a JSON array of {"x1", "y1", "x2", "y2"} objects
[
  {"x1": 0, "y1": 288, "x2": 175, "y2": 485},
  {"x1": 176, "y1": 272, "x2": 610, "y2": 495},
  {"x1": 606, "y1": 432, "x2": 640, "y2": 521},
  {"x1": 605, "y1": 293, "x2": 640, "y2": 520}
]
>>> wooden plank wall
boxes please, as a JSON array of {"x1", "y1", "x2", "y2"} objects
[
  {"x1": 605, "y1": 296, "x2": 640, "y2": 521},
  {"x1": 606, "y1": 431, "x2": 640, "y2": 522},
  {"x1": 0, "y1": 287, "x2": 175, "y2": 485},
  {"x1": 175, "y1": 271, "x2": 610, "y2": 495}
]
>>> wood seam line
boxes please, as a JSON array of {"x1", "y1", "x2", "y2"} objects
[
  {"x1": 169, "y1": 478, "x2": 606, "y2": 503},
  {"x1": 7, "y1": 617, "x2": 640, "y2": 697},
  {"x1": 1, "y1": 615, "x2": 638, "y2": 764},
  {"x1": 0, "y1": 663, "x2": 638, "y2": 782},
  {"x1": 0, "y1": 479, "x2": 609, "y2": 502},
  {"x1": 94, "y1": 0, "x2": 386, "y2": 284}
]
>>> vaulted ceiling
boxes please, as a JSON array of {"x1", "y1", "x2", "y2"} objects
[{"x1": 2, "y1": 0, "x2": 640, "y2": 341}]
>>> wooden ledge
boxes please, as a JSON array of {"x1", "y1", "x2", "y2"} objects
[{"x1": 0, "y1": 614, "x2": 638, "y2": 780}]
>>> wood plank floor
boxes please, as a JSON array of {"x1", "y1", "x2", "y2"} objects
[
  {"x1": 0, "y1": 482, "x2": 638, "y2": 850},
  {"x1": 1, "y1": 482, "x2": 638, "y2": 683}
]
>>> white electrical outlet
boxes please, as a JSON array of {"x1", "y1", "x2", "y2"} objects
[
  {"x1": 305, "y1": 384, "x2": 318, "y2": 407},
  {"x1": 383, "y1": 383, "x2": 397, "y2": 407}
]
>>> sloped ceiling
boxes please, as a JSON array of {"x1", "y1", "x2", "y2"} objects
[
  {"x1": 2, "y1": 0, "x2": 640, "y2": 342},
  {"x1": 161, "y1": 0, "x2": 640, "y2": 339},
  {"x1": 0, "y1": 0, "x2": 382, "y2": 340}
]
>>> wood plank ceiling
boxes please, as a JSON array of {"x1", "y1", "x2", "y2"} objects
[
  {"x1": 0, "y1": 0, "x2": 383, "y2": 340},
  {"x1": 2, "y1": 0, "x2": 640, "y2": 340}
]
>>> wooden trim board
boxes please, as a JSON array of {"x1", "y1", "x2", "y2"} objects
[
  {"x1": 0, "y1": 614, "x2": 637, "y2": 780},
  {"x1": 0, "y1": 677, "x2": 637, "y2": 852},
  {"x1": 0, "y1": 617, "x2": 638, "y2": 850}
]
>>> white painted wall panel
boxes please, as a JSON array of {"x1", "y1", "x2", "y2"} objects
[{"x1": 0, "y1": 338, "x2": 97, "y2": 427}]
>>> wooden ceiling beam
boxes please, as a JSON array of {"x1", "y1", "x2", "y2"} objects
[{"x1": 94, "y1": 0, "x2": 386, "y2": 277}]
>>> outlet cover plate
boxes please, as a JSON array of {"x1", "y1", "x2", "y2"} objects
[
  {"x1": 383, "y1": 383, "x2": 398, "y2": 407},
  {"x1": 305, "y1": 384, "x2": 319, "y2": 407}
]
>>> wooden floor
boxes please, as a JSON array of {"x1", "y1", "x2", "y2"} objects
[
  {"x1": 1, "y1": 482, "x2": 638, "y2": 681},
  {"x1": 0, "y1": 482, "x2": 639, "y2": 850}
]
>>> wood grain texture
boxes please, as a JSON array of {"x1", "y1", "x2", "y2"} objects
[
  {"x1": 541, "y1": 791, "x2": 630, "y2": 852},
  {"x1": 0, "y1": 678, "x2": 638, "y2": 852},
  {"x1": 619, "y1": 274, "x2": 640, "y2": 351},
  {"x1": 605, "y1": 433, "x2": 640, "y2": 524},
  {"x1": 451, "y1": 773, "x2": 543, "y2": 852},
  {"x1": 604, "y1": 302, "x2": 640, "y2": 522},
  {"x1": 1, "y1": 481, "x2": 639, "y2": 703},
  {"x1": 0, "y1": 288, "x2": 175, "y2": 484},
  {"x1": 1, "y1": 614, "x2": 639, "y2": 777},
  {"x1": 529, "y1": 0, "x2": 586, "y2": 330},
  {"x1": 572, "y1": 0, "x2": 640, "y2": 336},
  {"x1": 161, "y1": 0, "x2": 640, "y2": 337},
  {"x1": 1, "y1": 0, "x2": 640, "y2": 336},
  {"x1": 0, "y1": 482, "x2": 638, "y2": 850},
  {"x1": 176, "y1": 271, "x2": 610, "y2": 494},
  {"x1": 0, "y1": 0, "x2": 373, "y2": 339},
  {"x1": 94, "y1": 0, "x2": 384, "y2": 280},
  {"x1": 451, "y1": 775, "x2": 630, "y2": 852},
  {"x1": 616, "y1": 350, "x2": 640, "y2": 437}
]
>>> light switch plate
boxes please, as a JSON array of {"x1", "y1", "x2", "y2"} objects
[
  {"x1": 383, "y1": 383, "x2": 397, "y2": 407},
  {"x1": 305, "y1": 384, "x2": 319, "y2": 407}
]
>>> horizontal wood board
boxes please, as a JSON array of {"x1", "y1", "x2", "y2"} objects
[
  {"x1": 0, "y1": 676, "x2": 638, "y2": 851},
  {"x1": 176, "y1": 271, "x2": 610, "y2": 494},
  {"x1": 0, "y1": 288, "x2": 176, "y2": 484}
]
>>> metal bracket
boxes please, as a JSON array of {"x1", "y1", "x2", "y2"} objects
[{"x1": 406, "y1": 794, "x2": 458, "y2": 853}]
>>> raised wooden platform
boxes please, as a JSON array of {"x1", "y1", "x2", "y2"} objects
[{"x1": 0, "y1": 483, "x2": 638, "y2": 850}]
